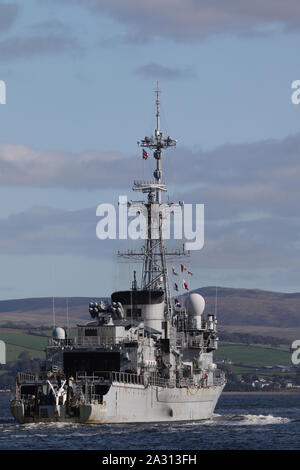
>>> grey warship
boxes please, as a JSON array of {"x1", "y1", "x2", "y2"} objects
[{"x1": 10, "y1": 87, "x2": 225, "y2": 424}]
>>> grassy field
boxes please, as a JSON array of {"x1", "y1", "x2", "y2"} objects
[
  {"x1": 215, "y1": 342, "x2": 292, "y2": 367},
  {"x1": 0, "y1": 329, "x2": 48, "y2": 362}
]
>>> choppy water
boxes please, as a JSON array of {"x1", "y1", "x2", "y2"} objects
[{"x1": 1, "y1": 393, "x2": 300, "y2": 449}]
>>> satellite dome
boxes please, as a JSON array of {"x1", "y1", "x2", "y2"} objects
[
  {"x1": 52, "y1": 327, "x2": 66, "y2": 340},
  {"x1": 186, "y1": 293, "x2": 205, "y2": 317}
]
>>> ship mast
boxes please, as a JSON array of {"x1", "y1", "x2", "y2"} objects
[
  {"x1": 155, "y1": 83, "x2": 162, "y2": 203},
  {"x1": 118, "y1": 84, "x2": 187, "y2": 319}
]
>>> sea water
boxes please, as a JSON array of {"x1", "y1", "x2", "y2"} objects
[{"x1": 0, "y1": 393, "x2": 300, "y2": 450}]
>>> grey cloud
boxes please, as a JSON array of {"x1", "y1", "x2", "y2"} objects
[
  {"x1": 0, "y1": 285, "x2": 15, "y2": 292},
  {"x1": 2, "y1": 132, "x2": 300, "y2": 223},
  {"x1": 135, "y1": 62, "x2": 196, "y2": 80},
  {"x1": 30, "y1": 19, "x2": 69, "y2": 35},
  {"x1": 162, "y1": 133, "x2": 300, "y2": 221},
  {"x1": 0, "y1": 204, "x2": 299, "y2": 278},
  {"x1": 56, "y1": 0, "x2": 300, "y2": 41},
  {"x1": 1, "y1": 132, "x2": 300, "y2": 279},
  {"x1": 0, "y1": 34, "x2": 77, "y2": 61},
  {"x1": 0, "y1": 205, "x2": 138, "y2": 258},
  {"x1": 98, "y1": 32, "x2": 149, "y2": 48},
  {"x1": 194, "y1": 215, "x2": 300, "y2": 270},
  {"x1": 0, "y1": 144, "x2": 133, "y2": 189},
  {"x1": 0, "y1": 3, "x2": 18, "y2": 34},
  {"x1": 0, "y1": 206, "x2": 96, "y2": 256}
]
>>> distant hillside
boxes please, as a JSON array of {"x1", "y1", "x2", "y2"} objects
[
  {"x1": 0, "y1": 297, "x2": 104, "y2": 326},
  {"x1": 194, "y1": 287, "x2": 300, "y2": 328},
  {"x1": 0, "y1": 288, "x2": 300, "y2": 332}
]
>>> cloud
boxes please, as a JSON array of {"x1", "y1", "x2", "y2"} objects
[
  {"x1": 30, "y1": 19, "x2": 69, "y2": 35},
  {"x1": 0, "y1": 204, "x2": 298, "y2": 276},
  {"x1": 0, "y1": 285, "x2": 15, "y2": 293},
  {"x1": 0, "y1": 144, "x2": 134, "y2": 189},
  {"x1": 165, "y1": 133, "x2": 300, "y2": 220},
  {"x1": 0, "y1": 205, "x2": 136, "y2": 258},
  {"x1": 2, "y1": 129, "x2": 300, "y2": 278},
  {"x1": 0, "y1": 5, "x2": 78, "y2": 61},
  {"x1": 57, "y1": 0, "x2": 300, "y2": 42},
  {"x1": 0, "y1": 3, "x2": 18, "y2": 34},
  {"x1": 0, "y1": 34, "x2": 77, "y2": 61},
  {"x1": 2, "y1": 132, "x2": 300, "y2": 272},
  {"x1": 192, "y1": 215, "x2": 300, "y2": 270},
  {"x1": 135, "y1": 62, "x2": 196, "y2": 80},
  {"x1": 0, "y1": 206, "x2": 96, "y2": 256},
  {"x1": 2, "y1": 131, "x2": 300, "y2": 223}
]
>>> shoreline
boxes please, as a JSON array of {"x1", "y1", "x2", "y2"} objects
[{"x1": 223, "y1": 390, "x2": 300, "y2": 395}]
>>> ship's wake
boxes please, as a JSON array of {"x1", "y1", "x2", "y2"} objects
[
  {"x1": 206, "y1": 413, "x2": 291, "y2": 426},
  {"x1": 0, "y1": 413, "x2": 292, "y2": 436}
]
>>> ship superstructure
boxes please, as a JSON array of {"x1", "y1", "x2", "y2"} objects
[{"x1": 10, "y1": 86, "x2": 225, "y2": 424}]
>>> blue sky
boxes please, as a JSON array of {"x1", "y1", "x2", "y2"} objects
[{"x1": 1, "y1": 0, "x2": 300, "y2": 299}]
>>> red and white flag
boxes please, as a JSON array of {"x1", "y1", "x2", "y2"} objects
[
  {"x1": 172, "y1": 266, "x2": 178, "y2": 276},
  {"x1": 180, "y1": 263, "x2": 187, "y2": 273},
  {"x1": 183, "y1": 279, "x2": 189, "y2": 291},
  {"x1": 142, "y1": 149, "x2": 148, "y2": 160}
]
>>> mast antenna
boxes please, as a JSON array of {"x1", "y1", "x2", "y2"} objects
[
  {"x1": 214, "y1": 286, "x2": 218, "y2": 317},
  {"x1": 155, "y1": 81, "x2": 161, "y2": 135},
  {"x1": 51, "y1": 259, "x2": 56, "y2": 328},
  {"x1": 119, "y1": 85, "x2": 187, "y2": 320},
  {"x1": 52, "y1": 296, "x2": 56, "y2": 329},
  {"x1": 66, "y1": 297, "x2": 70, "y2": 340}
]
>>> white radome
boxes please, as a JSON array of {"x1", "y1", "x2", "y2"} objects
[
  {"x1": 187, "y1": 293, "x2": 206, "y2": 317},
  {"x1": 52, "y1": 327, "x2": 66, "y2": 340}
]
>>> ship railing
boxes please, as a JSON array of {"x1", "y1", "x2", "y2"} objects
[
  {"x1": 212, "y1": 370, "x2": 226, "y2": 386},
  {"x1": 148, "y1": 376, "x2": 201, "y2": 388},
  {"x1": 48, "y1": 338, "x2": 74, "y2": 347},
  {"x1": 75, "y1": 370, "x2": 146, "y2": 387},
  {"x1": 17, "y1": 372, "x2": 38, "y2": 383},
  {"x1": 74, "y1": 370, "x2": 221, "y2": 389},
  {"x1": 148, "y1": 375, "x2": 176, "y2": 388},
  {"x1": 75, "y1": 337, "x2": 125, "y2": 348},
  {"x1": 76, "y1": 371, "x2": 111, "y2": 383},
  {"x1": 188, "y1": 338, "x2": 204, "y2": 349},
  {"x1": 112, "y1": 373, "x2": 196, "y2": 389},
  {"x1": 176, "y1": 378, "x2": 196, "y2": 388},
  {"x1": 89, "y1": 394, "x2": 103, "y2": 404},
  {"x1": 111, "y1": 372, "x2": 178, "y2": 389},
  {"x1": 75, "y1": 337, "x2": 110, "y2": 347},
  {"x1": 112, "y1": 371, "x2": 145, "y2": 386}
]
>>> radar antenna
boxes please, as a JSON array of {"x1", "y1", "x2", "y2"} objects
[{"x1": 118, "y1": 84, "x2": 188, "y2": 319}]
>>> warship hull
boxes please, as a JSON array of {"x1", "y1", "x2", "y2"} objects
[{"x1": 11, "y1": 382, "x2": 224, "y2": 424}]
